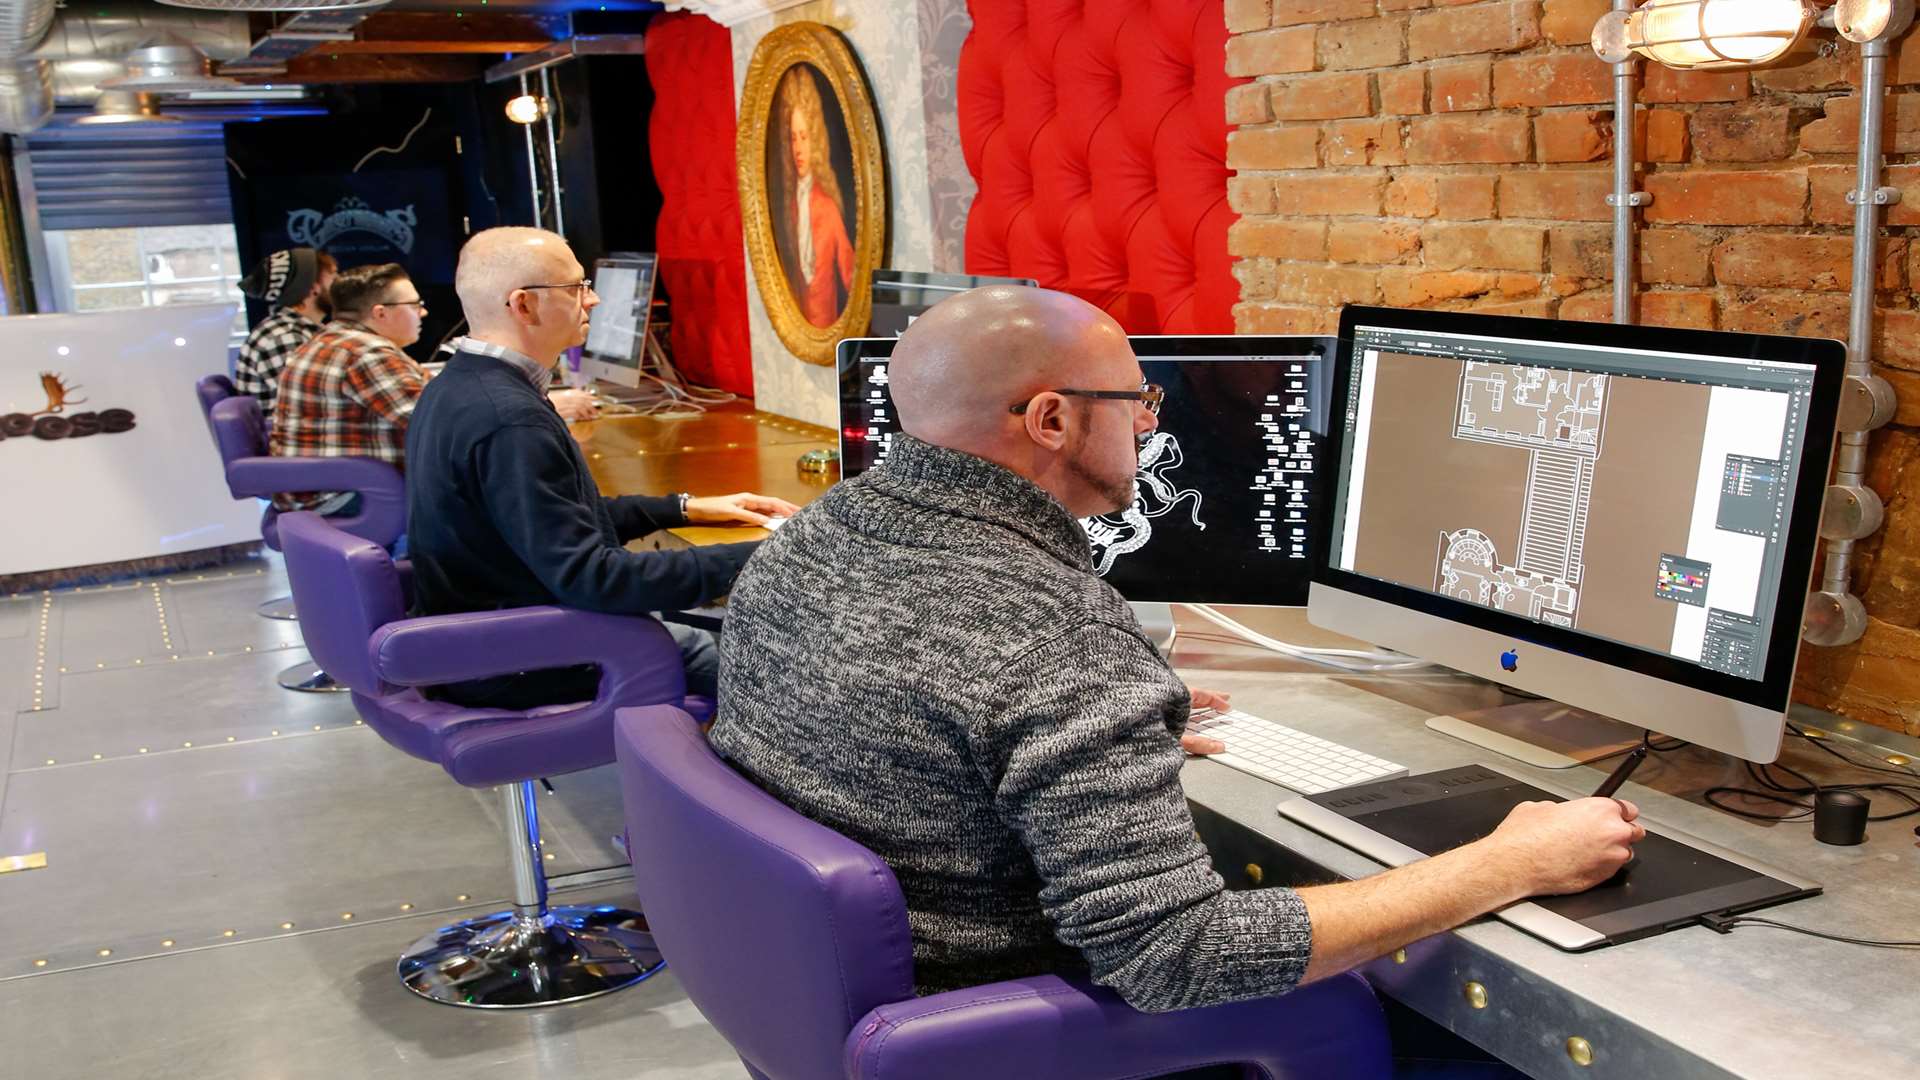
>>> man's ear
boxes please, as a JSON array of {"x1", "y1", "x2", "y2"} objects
[{"x1": 1022, "y1": 394, "x2": 1071, "y2": 453}]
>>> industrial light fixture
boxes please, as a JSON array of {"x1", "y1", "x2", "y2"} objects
[
  {"x1": 505, "y1": 94, "x2": 548, "y2": 125},
  {"x1": 73, "y1": 91, "x2": 182, "y2": 125},
  {"x1": 1593, "y1": 0, "x2": 1818, "y2": 69}
]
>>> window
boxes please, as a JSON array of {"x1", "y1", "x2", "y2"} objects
[{"x1": 42, "y1": 224, "x2": 248, "y2": 343}]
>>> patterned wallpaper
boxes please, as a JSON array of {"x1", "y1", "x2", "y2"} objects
[
  {"x1": 918, "y1": 0, "x2": 976, "y2": 275},
  {"x1": 729, "y1": 0, "x2": 973, "y2": 426}
]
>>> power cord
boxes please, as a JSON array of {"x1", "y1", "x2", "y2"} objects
[
  {"x1": 1181, "y1": 604, "x2": 1436, "y2": 674},
  {"x1": 1702, "y1": 725, "x2": 1920, "y2": 823},
  {"x1": 1697, "y1": 912, "x2": 1920, "y2": 950}
]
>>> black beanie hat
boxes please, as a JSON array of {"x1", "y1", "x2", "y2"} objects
[{"x1": 239, "y1": 248, "x2": 321, "y2": 308}]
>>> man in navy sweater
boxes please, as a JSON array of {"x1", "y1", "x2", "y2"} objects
[{"x1": 405, "y1": 227, "x2": 797, "y2": 709}]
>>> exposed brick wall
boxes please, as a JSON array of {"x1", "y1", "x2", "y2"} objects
[{"x1": 1224, "y1": 0, "x2": 1920, "y2": 736}]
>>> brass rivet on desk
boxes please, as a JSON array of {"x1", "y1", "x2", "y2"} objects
[
  {"x1": 1392, "y1": 949, "x2": 1407, "y2": 964},
  {"x1": 1565, "y1": 1036, "x2": 1594, "y2": 1067},
  {"x1": 1243, "y1": 862, "x2": 1264, "y2": 885},
  {"x1": 1463, "y1": 981, "x2": 1488, "y2": 1009},
  {"x1": 1889, "y1": 755, "x2": 1911, "y2": 766}
]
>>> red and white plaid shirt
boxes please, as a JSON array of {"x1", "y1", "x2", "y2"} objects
[{"x1": 269, "y1": 319, "x2": 426, "y2": 511}]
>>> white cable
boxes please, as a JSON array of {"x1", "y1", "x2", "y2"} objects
[
  {"x1": 352, "y1": 107, "x2": 433, "y2": 173},
  {"x1": 1183, "y1": 603, "x2": 1435, "y2": 673}
]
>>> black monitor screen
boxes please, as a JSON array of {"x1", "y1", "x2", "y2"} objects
[{"x1": 836, "y1": 335, "x2": 1334, "y2": 606}]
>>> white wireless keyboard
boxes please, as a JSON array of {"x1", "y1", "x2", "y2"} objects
[{"x1": 1186, "y1": 709, "x2": 1409, "y2": 794}]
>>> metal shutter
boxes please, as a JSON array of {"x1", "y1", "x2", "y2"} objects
[{"x1": 25, "y1": 121, "x2": 232, "y2": 231}]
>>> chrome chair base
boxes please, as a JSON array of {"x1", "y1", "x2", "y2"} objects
[
  {"x1": 277, "y1": 660, "x2": 347, "y2": 693},
  {"x1": 398, "y1": 906, "x2": 665, "y2": 1008},
  {"x1": 257, "y1": 595, "x2": 299, "y2": 620}
]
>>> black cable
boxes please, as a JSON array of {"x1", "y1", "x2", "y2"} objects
[{"x1": 1699, "y1": 913, "x2": 1920, "y2": 950}]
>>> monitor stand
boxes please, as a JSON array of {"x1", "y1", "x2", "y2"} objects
[
  {"x1": 1426, "y1": 701, "x2": 1642, "y2": 770},
  {"x1": 1130, "y1": 601, "x2": 1177, "y2": 658}
]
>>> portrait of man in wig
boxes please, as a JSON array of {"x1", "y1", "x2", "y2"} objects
[{"x1": 767, "y1": 63, "x2": 857, "y2": 328}]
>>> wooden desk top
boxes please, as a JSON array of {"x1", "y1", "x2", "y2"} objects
[{"x1": 572, "y1": 400, "x2": 839, "y2": 543}]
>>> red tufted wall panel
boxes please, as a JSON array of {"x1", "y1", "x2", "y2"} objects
[
  {"x1": 647, "y1": 13, "x2": 753, "y2": 396},
  {"x1": 958, "y1": 0, "x2": 1242, "y2": 334}
]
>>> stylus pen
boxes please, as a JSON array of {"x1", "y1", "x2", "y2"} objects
[{"x1": 1592, "y1": 745, "x2": 1649, "y2": 800}]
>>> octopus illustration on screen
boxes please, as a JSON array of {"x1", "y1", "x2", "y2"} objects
[{"x1": 1083, "y1": 430, "x2": 1206, "y2": 576}]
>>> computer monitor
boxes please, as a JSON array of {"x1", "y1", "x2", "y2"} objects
[
  {"x1": 868, "y1": 270, "x2": 1039, "y2": 336},
  {"x1": 580, "y1": 253, "x2": 657, "y2": 390},
  {"x1": 837, "y1": 334, "x2": 1334, "y2": 607},
  {"x1": 1311, "y1": 306, "x2": 1844, "y2": 765}
]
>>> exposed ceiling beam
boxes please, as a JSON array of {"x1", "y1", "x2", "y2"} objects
[
  {"x1": 253, "y1": 53, "x2": 489, "y2": 84},
  {"x1": 482, "y1": 34, "x2": 645, "y2": 83},
  {"x1": 322, "y1": 11, "x2": 568, "y2": 54}
]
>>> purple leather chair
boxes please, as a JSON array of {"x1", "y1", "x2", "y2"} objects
[
  {"x1": 278, "y1": 510, "x2": 715, "y2": 1009},
  {"x1": 207, "y1": 393, "x2": 404, "y2": 692},
  {"x1": 195, "y1": 373, "x2": 240, "y2": 439},
  {"x1": 614, "y1": 705, "x2": 1395, "y2": 1080}
]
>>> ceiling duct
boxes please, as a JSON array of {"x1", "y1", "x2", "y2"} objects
[
  {"x1": 152, "y1": 0, "x2": 388, "y2": 10},
  {"x1": 98, "y1": 37, "x2": 243, "y2": 92},
  {"x1": 0, "y1": 1, "x2": 250, "y2": 134}
]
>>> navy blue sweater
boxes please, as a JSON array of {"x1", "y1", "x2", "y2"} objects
[{"x1": 404, "y1": 350, "x2": 755, "y2": 702}]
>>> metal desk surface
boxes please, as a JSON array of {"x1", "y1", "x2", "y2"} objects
[{"x1": 1171, "y1": 613, "x2": 1918, "y2": 1080}]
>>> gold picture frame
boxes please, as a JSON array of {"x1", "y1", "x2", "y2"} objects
[{"x1": 737, "y1": 22, "x2": 888, "y2": 366}]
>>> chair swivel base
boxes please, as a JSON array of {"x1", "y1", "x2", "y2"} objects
[
  {"x1": 398, "y1": 906, "x2": 665, "y2": 1008},
  {"x1": 257, "y1": 595, "x2": 299, "y2": 621},
  {"x1": 278, "y1": 660, "x2": 348, "y2": 693}
]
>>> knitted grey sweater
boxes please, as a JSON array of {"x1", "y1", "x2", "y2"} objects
[{"x1": 710, "y1": 433, "x2": 1313, "y2": 1012}]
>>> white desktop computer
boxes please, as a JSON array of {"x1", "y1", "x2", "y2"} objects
[
  {"x1": 1310, "y1": 306, "x2": 1845, "y2": 767},
  {"x1": 579, "y1": 252, "x2": 657, "y2": 396}
]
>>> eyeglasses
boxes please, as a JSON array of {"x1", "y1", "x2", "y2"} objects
[
  {"x1": 510, "y1": 276, "x2": 591, "y2": 307},
  {"x1": 378, "y1": 298, "x2": 427, "y2": 309},
  {"x1": 1009, "y1": 383, "x2": 1164, "y2": 417}
]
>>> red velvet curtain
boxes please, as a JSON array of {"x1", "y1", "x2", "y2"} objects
[
  {"x1": 647, "y1": 12, "x2": 754, "y2": 395},
  {"x1": 958, "y1": 0, "x2": 1243, "y2": 333}
]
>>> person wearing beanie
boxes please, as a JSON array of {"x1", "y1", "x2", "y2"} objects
[{"x1": 233, "y1": 247, "x2": 337, "y2": 411}]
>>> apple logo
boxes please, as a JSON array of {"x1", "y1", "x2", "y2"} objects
[{"x1": 1499, "y1": 649, "x2": 1519, "y2": 673}]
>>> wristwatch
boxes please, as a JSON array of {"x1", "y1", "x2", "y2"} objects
[{"x1": 676, "y1": 492, "x2": 691, "y2": 521}]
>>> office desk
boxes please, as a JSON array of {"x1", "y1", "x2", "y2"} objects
[
  {"x1": 1172, "y1": 611, "x2": 1918, "y2": 1080},
  {"x1": 570, "y1": 402, "x2": 838, "y2": 544}
]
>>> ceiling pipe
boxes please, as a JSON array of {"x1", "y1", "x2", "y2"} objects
[{"x1": 0, "y1": 1, "x2": 249, "y2": 132}]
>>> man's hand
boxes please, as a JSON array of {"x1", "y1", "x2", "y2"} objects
[
  {"x1": 685, "y1": 492, "x2": 804, "y2": 527},
  {"x1": 1482, "y1": 797, "x2": 1645, "y2": 898},
  {"x1": 1179, "y1": 687, "x2": 1233, "y2": 756},
  {"x1": 550, "y1": 388, "x2": 599, "y2": 422}
]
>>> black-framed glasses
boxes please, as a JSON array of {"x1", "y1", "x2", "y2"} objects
[
  {"x1": 378, "y1": 298, "x2": 427, "y2": 309},
  {"x1": 1009, "y1": 383, "x2": 1164, "y2": 417},
  {"x1": 506, "y1": 279, "x2": 594, "y2": 308}
]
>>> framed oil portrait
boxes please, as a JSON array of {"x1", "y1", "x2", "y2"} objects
[{"x1": 737, "y1": 23, "x2": 887, "y2": 366}]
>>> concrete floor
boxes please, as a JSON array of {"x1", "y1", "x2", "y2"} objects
[{"x1": 0, "y1": 554, "x2": 751, "y2": 1080}]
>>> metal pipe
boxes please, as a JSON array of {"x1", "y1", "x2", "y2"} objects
[
  {"x1": 520, "y1": 72, "x2": 543, "y2": 228},
  {"x1": 1610, "y1": 0, "x2": 1637, "y2": 325},
  {"x1": 502, "y1": 780, "x2": 550, "y2": 920},
  {"x1": 540, "y1": 64, "x2": 565, "y2": 239},
  {"x1": 1808, "y1": 33, "x2": 1896, "y2": 642}
]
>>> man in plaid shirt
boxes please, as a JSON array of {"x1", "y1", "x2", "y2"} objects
[
  {"x1": 270, "y1": 263, "x2": 429, "y2": 515},
  {"x1": 235, "y1": 247, "x2": 336, "y2": 412}
]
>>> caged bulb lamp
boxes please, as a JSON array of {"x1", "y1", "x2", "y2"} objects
[
  {"x1": 1592, "y1": 0, "x2": 1820, "y2": 69},
  {"x1": 505, "y1": 94, "x2": 548, "y2": 125}
]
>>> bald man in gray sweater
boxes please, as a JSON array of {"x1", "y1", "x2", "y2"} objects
[{"x1": 711, "y1": 286, "x2": 1643, "y2": 1012}]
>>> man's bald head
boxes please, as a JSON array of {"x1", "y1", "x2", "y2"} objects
[
  {"x1": 456, "y1": 227, "x2": 575, "y2": 334},
  {"x1": 890, "y1": 286, "x2": 1132, "y2": 450},
  {"x1": 887, "y1": 286, "x2": 1151, "y2": 519}
]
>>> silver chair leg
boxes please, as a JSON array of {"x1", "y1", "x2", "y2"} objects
[
  {"x1": 257, "y1": 595, "x2": 299, "y2": 620},
  {"x1": 398, "y1": 780, "x2": 664, "y2": 1008},
  {"x1": 277, "y1": 660, "x2": 347, "y2": 693}
]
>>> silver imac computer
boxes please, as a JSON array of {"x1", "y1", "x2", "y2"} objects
[
  {"x1": 1311, "y1": 306, "x2": 1845, "y2": 766},
  {"x1": 580, "y1": 252, "x2": 657, "y2": 392},
  {"x1": 837, "y1": 335, "x2": 1335, "y2": 620}
]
